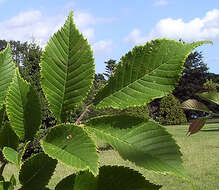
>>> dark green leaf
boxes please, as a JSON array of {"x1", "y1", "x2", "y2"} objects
[
  {"x1": 18, "y1": 141, "x2": 30, "y2": 166},
  {"x1": 55, "y1": 166, "x2": 161, "y2": 190},
  {"x1": 6, "y1": 69, "x2": 42, "y2": 140},
  {"x1": 0, "y1": 44, "x2": 15, "y2": 108},
  {"x1": 94, "y1": 40, "x2": 212, "y2": 109},
  {"x1": 19, "y1": 152, "x2": 57, "y2": 190},
  {"x1": 40, "y1": 11, "x2": 94, "y2": 122},
  {"x1": 0, "y1": 105, "x2": 5, "y2": 129},
  {"x1": 0, "y1": 181, "x2": 14, "y2": 190},
  {"x1": 41, "y1": 124, "x2": 98, "y2": 176},
  {"x1": 0, "y1": 122, "x2": 19, "y2": 150},
  {"x1": 86, "y1": 115, "x2": 188, "y2": 179}
]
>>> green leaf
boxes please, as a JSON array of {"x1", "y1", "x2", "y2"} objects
[
  {"x1": 180, "y1": 99, "x2": 211, "y2": 113},
  {"x1": 0, "y1": 181, "x2": 14, "y2": 190},
  {"x1": 0, "y1": 122, "x2": 19, "y2": 150},
  {"x1": 94, "y1": 39, "x2": 212, "y2": 109},
  {"x1": 198, "y1": 91, "x2": 219, "y2": 105},
  {"x1": 18, "y1": 141, "x2": 31, "y2": 166},
  {"x1": 19, "y1": 152, "x2": 57, "y2": 190},
  {"x1": 2, "y1": 147, "x2": 19, "y2": 166},
  {"x1": 86, "y1": 115, "x2": 187, "y2": 179},
  {"x1": 40, "y1": 11, "x2": 94, "y2": 122},
  {"x1": 6, "y1": 69, "x2": 42, "y2": 140},
  {"x1": 55, "y1": 174, "x2": 75, "y2": 190},
  {"x1": 55, "y1": 166, "x2": 161, "y2": 190},
  {"x1": 9, "y1": 175, "x2": 16, "y2": 186},
  {"x1": 0, "y1": 44, "x2": 15, "y2": 108},
  {"x1": 0, "y1": 105, "x2": 5, "y2": 129},
  {"x1": 41, "y1": 124, "x2": 98, "y2": 176}
]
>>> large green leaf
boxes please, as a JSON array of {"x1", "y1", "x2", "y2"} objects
[
  {"x1": 19, "y1": 152, "x2": 57, "y2": 190},
  {"x1": 6, "y1": 69, "x2": 41, "y2": 141},
  {"x1": 0, "y1": 44, "x2": 15, "y2": 108},
  {"x1": 40, "y1": 11, "x2": 94, "y2": 122},
  {"x1": 198, "y1": 91, "x2": 219, "y2": 105},
  {"x1": 86, "y1": 115, "x2": 187, "y2": 179},
  {"x1": 0, "y1": 122, "x2": 19, "y2": 150},
  {"x1": 2, "y1": 147, "x2": 19, "y2": 166},
  {"x1": 55, "y1": 166, "x2": 161, "y2": 190},
  {"x1": 41, "y1": 124, "x2": 98, "y2": 176},
  {"x1": 94, "y1": 40, "x2": 212, "y2": 109}
]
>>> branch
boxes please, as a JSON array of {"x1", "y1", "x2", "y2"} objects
[{"x1": 75, "y1": 104, "x2": 92, "y2": 125}]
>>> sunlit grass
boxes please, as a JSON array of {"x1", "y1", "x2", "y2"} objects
[{"x1": 2, "y1": 124, "x2": 219, "y2": 189}]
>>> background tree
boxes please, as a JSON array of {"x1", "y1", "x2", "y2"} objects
[
  {"x1": 157, "y1": 94, "x2": 187, "y2": 125},
  {"x1": 173, "y1": 51, "x2": 209, "y2": 101},
  {"x1": 103, "y1": 59, "x2": 117, "y2": 79}
]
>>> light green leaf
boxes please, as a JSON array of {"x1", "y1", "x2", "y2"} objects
[
  {"x1": 2, "y1": 147, "x2": 19, "y2": 166},
  {"x1": 0, "y1": 122, "x2": 19, "y2": 150},
  {"x1": 9, "y1": 175, "x2": 16, "y2": 186},
  {"x1": 180, "y1": 99, "x2": 211, "y2": 113},
  {"x1": 86, "y1": 115, "x2": 188, "y2": 179},
  {"x1": 198, "y1": 91, "x2": 219, "y2": 105},
  {"x1": 19, "y1": 152, "x2": 57, "y2": 190},
  {"x1": 0, "y1": 44, "x2": 15, "y2": 108},
  {"x1": 6, "y1": 69, "x2": 42, "y2": 140},
  {"x1": 41, "y1": 124, "x2": 98, "y2": 176},
  {"x1": 94, "y1": 39, "x2": 212, "y2": 109},
  {"x1": 40, "y1": 11, "x2": 94, "y2": 122},
  {"x1": 55, "y1": 166, "x2": 161, "y2": 190}
]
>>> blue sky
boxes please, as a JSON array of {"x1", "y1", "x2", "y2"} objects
[{"x1": 0, "y1": 0, "x2": 219, "y2": 74}]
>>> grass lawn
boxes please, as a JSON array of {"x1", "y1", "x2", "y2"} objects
[{"x1": 2, "y1": 123, "x2": 219, "y2": 189}]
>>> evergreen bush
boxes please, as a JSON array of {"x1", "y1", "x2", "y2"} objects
[{"x1": 158, "y1": 94, "x2": 187, "y2": 125}]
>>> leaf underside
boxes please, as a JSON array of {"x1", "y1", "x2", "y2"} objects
[
  {"x1": 86, "y1": 115, "x2": 188, "y2": 179},
  {"x1": 6, "y1": 69, "x2": 41, "y2": 141},
  {"x1": 180, "y1": 99, "x2": 211, "y2": 113},
  {"x1": 94, "y1": 39, "x2": 212, "y2": 109},
  {"x1": 198, "y1": 92, "x2": 219, "y2": 105},
  {"x1": 40, "y1": 11, "x2": 94, "y2": 122},
  {"x1": 41, "y1": 124, "x2": 99, "y2": 176},
  {"x1": 19, "y1": 152, "x2": 57, "y2": 190},
  {"x1": 55, "y1": 166, "x2": 161, "y2": 190},
  {"x1": 0, "y1": 44, "x2": 15, "y2": 108}
]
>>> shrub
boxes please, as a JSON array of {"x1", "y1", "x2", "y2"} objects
[{"x1": 157, "y1": 94, "x2": 187, "y2": 125}]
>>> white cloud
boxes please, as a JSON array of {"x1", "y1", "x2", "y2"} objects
[
  {"x1": 124, "y1": 29, "x2": 149, "y2": 44},
  {"x1": 154, "y1": 0, "x2": 168, "y2": 6},
  {"x1": 0, "y1": 9, "x2": 113, "y2": 46},
  {"x1": 92, "y1": 40, "x2": 113, "y2": 55},
  {"x1": 125, "y1": 9, "x2": 219, "y2": 45}
]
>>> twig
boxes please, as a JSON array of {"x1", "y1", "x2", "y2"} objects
[{"x1": 75, "y1": 104, "x2": 92, "y2": 125}]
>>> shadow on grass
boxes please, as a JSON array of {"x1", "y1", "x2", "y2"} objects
[{"x1": 201, "y1": 128, "x2": 219, "y2": 132}]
